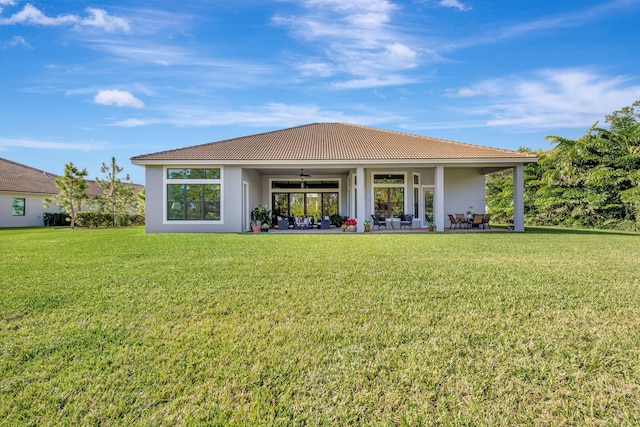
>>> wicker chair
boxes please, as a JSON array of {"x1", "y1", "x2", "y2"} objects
[
  {"x1": 471, "y1": 214, "x2": 484, "y2": 228},
  {"x1": 482, "y1": 214, "x2": 491, "y2": 229},
  {"x1": 400, "y1": 214, "x2": 413, "y2": 228},
  {"x1": 371, "y1": 214, "x2": 386, "y2": 229}
]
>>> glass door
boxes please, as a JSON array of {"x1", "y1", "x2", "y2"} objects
[{"x1": 423, "y1": 187, "x2": 434, "y2": 227}]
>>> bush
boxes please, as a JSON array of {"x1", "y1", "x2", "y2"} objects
[
  {"x1": 43, "y1": 213, "x2": 70, "y2": 226},
  {"x1": 74, "y1": 212, "x2": 145, "y2": 228}
]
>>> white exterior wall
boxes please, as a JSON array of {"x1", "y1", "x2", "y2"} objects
[
  {"x1": 0, "y1": 192, "x2": 59, "y2": 228},
  {"x1": 443, "y1": 168, "x2": 486, "y2": 217},
  {"x1": 138, "y1": 163, "x2": 515, "y2": 233},
  {"x1": 144, "y1": 165, "x2": 246, "y2": 233}
]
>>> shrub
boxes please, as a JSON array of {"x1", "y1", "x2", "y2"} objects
[{"x1": 43, "y1": 213, "x2": 70, "y2": 226}]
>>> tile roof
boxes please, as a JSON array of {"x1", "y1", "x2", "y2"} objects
[
  {"x1": 0, "y1": 157, "x2": 59, "y2": 194},
  {"x1": 0, "y1": 157, "x2": 142, "y2": 196},
  {"x1": 131, "y1": 123, "x2": 538, "y2": 162}
]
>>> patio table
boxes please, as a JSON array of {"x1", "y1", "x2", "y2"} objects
[{"x1": 386, "y1": 218, "x2": 400, "y2": 229}]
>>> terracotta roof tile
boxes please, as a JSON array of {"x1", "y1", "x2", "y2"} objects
[{"x1": 131, "y1": 123, "x2": 538, "y2": 162}]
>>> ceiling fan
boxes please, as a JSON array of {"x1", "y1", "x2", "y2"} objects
[{"x1": 299, "y1": 168, "x2": 311, "y2": 178}]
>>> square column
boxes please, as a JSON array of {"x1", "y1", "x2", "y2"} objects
[
  {"x1": 513, "y1": 165, "x2": 525, "y2": 232},
  {"x1": 434, "y1": 166, "x2": 445, "y2": 232},
  {"x1": 356, "y1": 167, "x2": 365, "y2": 232}
]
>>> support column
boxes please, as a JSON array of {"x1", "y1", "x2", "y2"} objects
[
  {"x1": 434, "y1": 166, "x2": 445, "y2": 232},
  {"x1": 513, "y1": 165, "x2": 525, "y2": 232},
  {"x1": 356, "y1": 166, "x2": 365, "y2": 232}
]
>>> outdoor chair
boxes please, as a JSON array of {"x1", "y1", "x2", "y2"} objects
[
  {"x1": 455, "y1": 213, "x2": 467, "y2": 228},
  {"x1": 448, "y1": 214, "x2": 461, "y2": 229},
  {"x1": 471, "y1": 214, "x2": 484, "y2": 228},
  {"x1": 320, "y1": 216, "x2": 331, "y2": 229},
  {"x1": 277, "y1": 216, "x2": 290, "y2": 230},
  {"x1": 482, "y1": 214, "x2": 491, "y2": 229},
  {"x1": 371, "y1": 214, "x2": 386, "y2": 229},
  {"x1": 400, "y1": 214, "x2": 413, "y2": 228},
  {"x1": 294, "y1": 216, "x2": 311, "y2": 229}
]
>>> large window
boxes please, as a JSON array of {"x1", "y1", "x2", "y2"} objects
[
  {"x1": 373, "y1": 173, "x2": 405, "y2": 218},
  {"x1": 12, "y1": 198, "x2": 25, "y2": 216},
  {"x1": 272, "y1": 192, "x2": 338, "y2": 219},
  {"x1": 166, "y1": 168, "x2": 222, "y2": 221}
]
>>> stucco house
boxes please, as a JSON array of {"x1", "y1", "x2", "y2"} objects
[
  {"x1": 131, "y1": 123, "x2": 537, "y2": 233},
  {"x1": 0, "y1": 157, "x2": 139, "y2": 228},
  {"x1": 0, "y1": 157, "x2": 63, "y2": 227}
]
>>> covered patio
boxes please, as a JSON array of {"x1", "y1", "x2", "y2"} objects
[{"x1": 131, "y1": 123, "x2": 537, "y2": 234}]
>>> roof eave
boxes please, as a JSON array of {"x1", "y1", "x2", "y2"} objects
[{"x1": 131, "y1": 157, "x2": 537, "y2": 167}]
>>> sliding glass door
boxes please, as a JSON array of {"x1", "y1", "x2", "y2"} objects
[{"x1": 272, "y1": 192, "x2": 338, "y2": 218}]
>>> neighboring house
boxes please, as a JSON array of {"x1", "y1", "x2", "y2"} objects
[
  {"x1": 0, "y1": 157, "x2": 140, "y2": 228},
  {"x1": 131, "y1": 123, "x2": 538, "y2": 233}
]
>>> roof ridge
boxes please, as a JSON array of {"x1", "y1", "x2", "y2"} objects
[{"x1": 131, "y1": 123, "x2": 321, "y2": 160}]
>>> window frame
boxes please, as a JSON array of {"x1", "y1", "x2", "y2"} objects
[
  {"x1": 371, "y1": 171, "x2": 407, "y2": 218},
  {"x1": 163, "y1": 166, "x2": 223, "y2": 224},
  {"x1": 12, "y1": 198, "x2": 25, "y2": 216}
]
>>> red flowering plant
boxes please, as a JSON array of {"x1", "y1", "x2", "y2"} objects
[{"x1": 344, "y1": 218, "x2": 357, "y2": 227}]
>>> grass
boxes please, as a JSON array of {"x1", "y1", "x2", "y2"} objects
[{"x1": 1, "y1": 226, "x2": 640, "y2": 426}]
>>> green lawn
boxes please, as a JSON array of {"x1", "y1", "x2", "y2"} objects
[{"x1": 1, "y1": 227, "x2": 640, "y2": 426}]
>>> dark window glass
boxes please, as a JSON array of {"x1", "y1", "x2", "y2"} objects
[
  {"x1": 167, "y1": 168, "x2": 220, "y2": 179},
  {"x1": 167, "y1": 184, "x2": 220, "y2": 220},
  {"x1": 374, "y1": 187, "x2": 404, "y2": 217},
  {"x1": 271, "y1": 192, "x2": 339, "y2": 219},
  {"x1": 272, "y1": 181, "x2": 303, "y2": 189},
  {"x1": 374, "y1": 174, "x2": 404, "y2": 184},
  {"x1": 12, "y1": 198, "x2": 25, "y2": 216}
]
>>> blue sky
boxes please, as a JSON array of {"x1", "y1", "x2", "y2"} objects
[{"x1": 2, "y1": 0, "x2": 640, "y2": 184}]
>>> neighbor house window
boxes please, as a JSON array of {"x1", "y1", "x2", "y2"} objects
[
  {"x1": 166, "y1": 168, "x2": 222, "y2": 221},
  {"x1": 12, "y1": 198, "x2": 25, "y2": 216}
]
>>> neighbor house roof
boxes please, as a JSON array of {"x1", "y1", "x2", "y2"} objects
[
  {"x1": 131, "y1": 123, "x2": 538, "y2": 162},
  {"x1": 0, "y1": 157, "x2": 60, "y2": 194},
  {"x1": 0, "y1": 157, "x2": 143, "y2": 196}
]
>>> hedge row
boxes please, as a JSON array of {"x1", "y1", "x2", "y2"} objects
[{"x1": 43, "y1": 212, "x2": 145, "y2": 228}]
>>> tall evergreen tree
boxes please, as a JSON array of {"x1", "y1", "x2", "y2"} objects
[
  {"x1": 95, "y1": 157, "x2": 135, "y2": 226},
  {"x1": 44, "y1": 162, "x2": 89, "y2": 229}
]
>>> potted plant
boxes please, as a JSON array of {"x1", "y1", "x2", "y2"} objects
[
  {"x1": 345, "y1": 218, "x2": 357, "y2": 231},
  {"x1": 364, "y1": 219, "x2": 371, "y2": 232},
  {"x1": 251, "y1": 204, "x2": 272, "y2": 232},
  {"x1": 427, "y1": 221, "x2": 436, "y2": 232}
]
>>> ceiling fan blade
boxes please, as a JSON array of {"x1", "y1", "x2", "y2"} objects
[{"x1": 299, "y1": 169, "x2": 310, "y2": 177}]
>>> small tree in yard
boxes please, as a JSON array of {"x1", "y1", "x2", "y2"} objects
[
  {"x1": 95, "y1": 157, "x2": 135, "y2": 226},
  {"x1": 45, "y1": 162, "x2": 89, "y2": 229}
]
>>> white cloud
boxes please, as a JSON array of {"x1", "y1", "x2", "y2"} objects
[
  {"x1": 94, "y1": 89, "x2": 145, "y2": 108},
  {"x1": 1, "y1": 35, "x2": 30, "y2": 48},
  {"x1": 82, "y1": 8, "x2": 130, "y2": 32},
  {"x1": 273, "y1": 0, "x2": 421, "y2": 87},
  {"x1": 439, "y1": 0, "x2": 472, "y2": 11},
  {"x1": 0, "y1": 137, "x2": 104, "y2": 152},
  {"x1": 109, "y1": 102, "x2": 405, "y2": 128},
  {"x1": 448, "y1": 68, "x2": 640, "y2": 129},
  {"x1": 0, "y1": 4, "x2": 130, "y2": 32},
  {"x1": 0, "y1": 0, "x2": 16, "y2": 12},
  {"x1": 296, "y1": 61, "x2": 334, "y2": 77},
  {"x1": 331, "y1": 75, "x2": 418, "y2": 89}
]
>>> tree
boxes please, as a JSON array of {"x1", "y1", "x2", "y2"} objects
[
  {"x1": 44, "y1": 162, "x2": 89, "y2": 229},
  {"x1": 486, "y1": 100, "x2": 640, "y2": 230},
  {"x1": 95, "y1": 157, "x2": 135, "y2": 226},
  {"x1": 485, "y1": 148, "x2": 545, "y2": 224}
]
